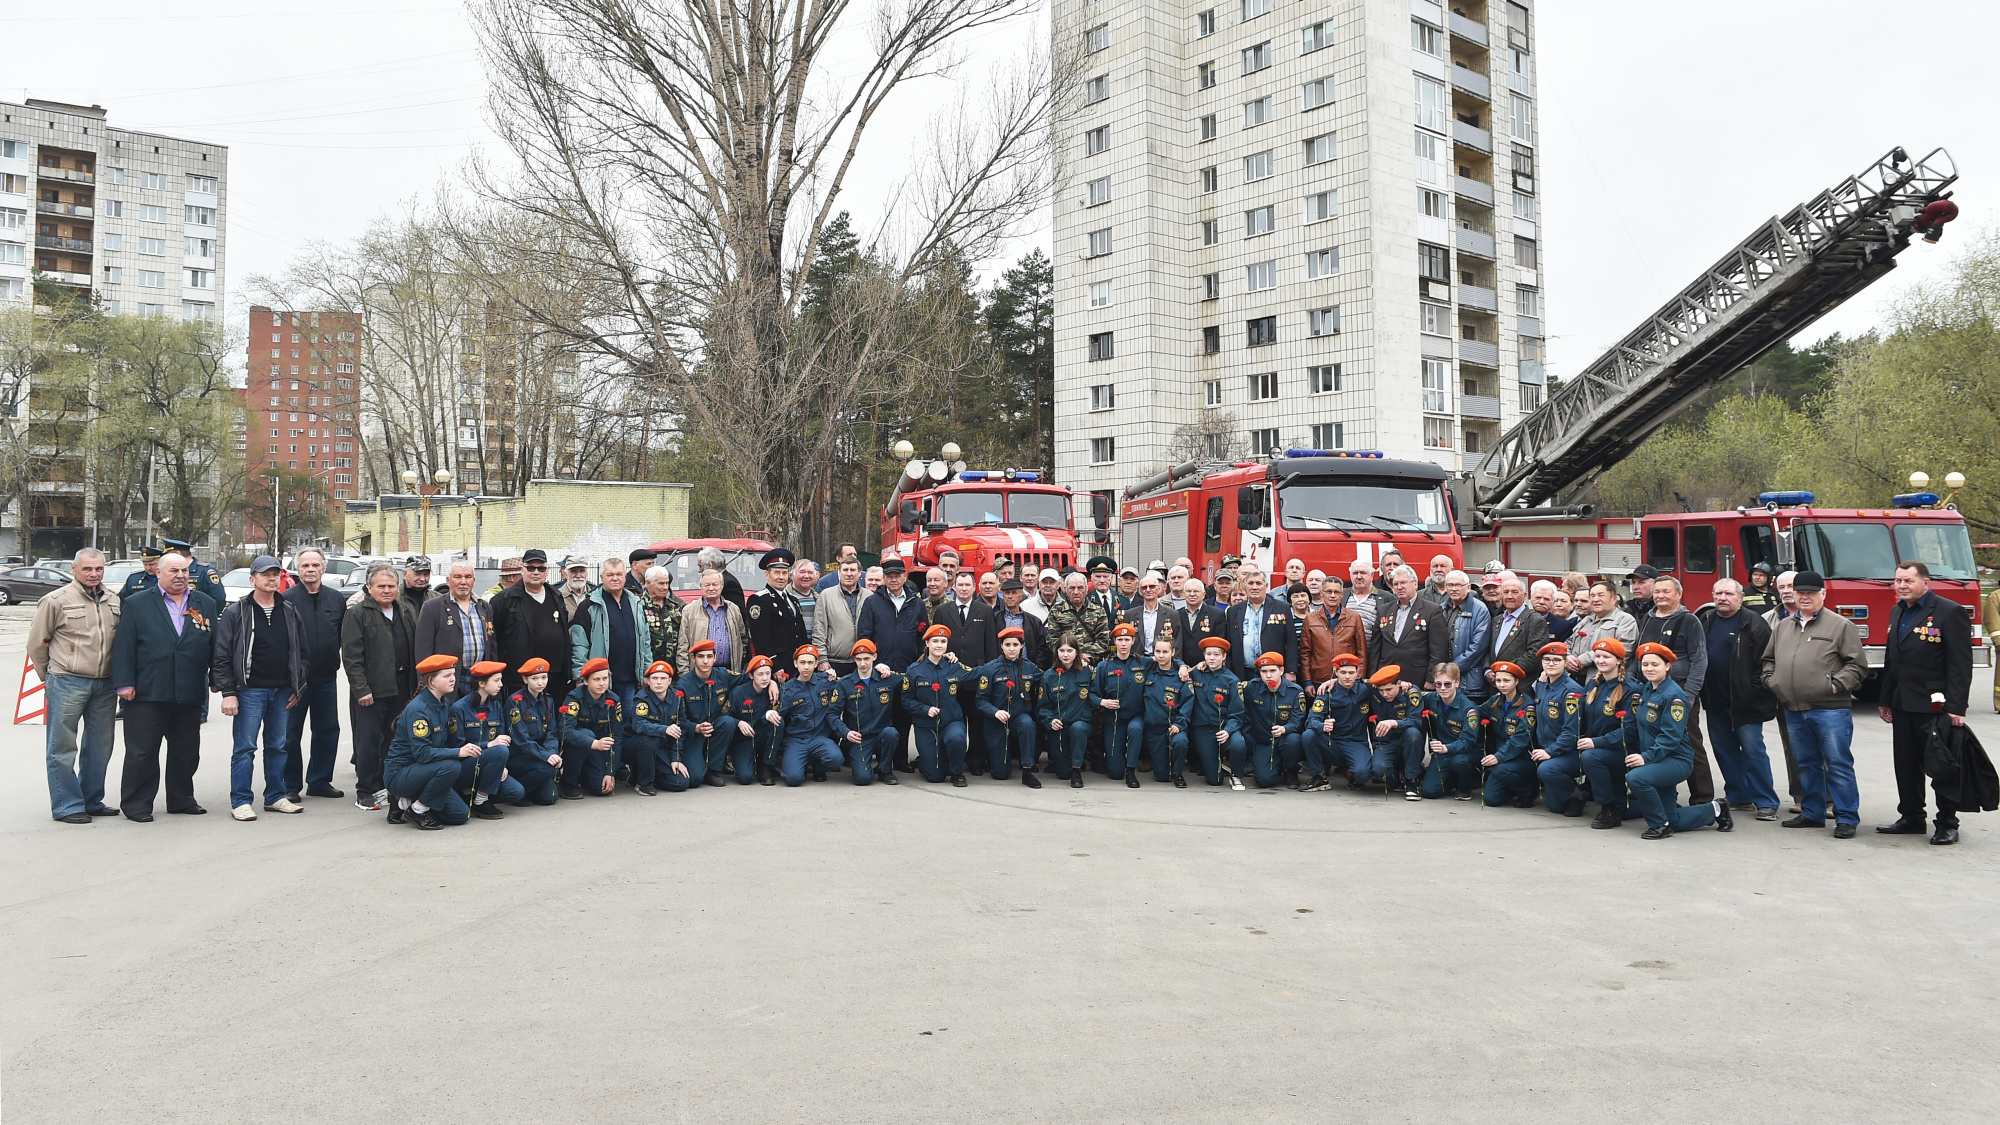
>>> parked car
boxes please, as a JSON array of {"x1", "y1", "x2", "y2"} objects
[
  {"x1": 103, "y1": 560, "x2": 144, "y2": 592},
  {"x1": 219, "y1": 567, "x2": 255, "y2": 604},
  {"x1": 34, "y1": 559, "x2": 73, "y2": 575},
  {"x1": 645, "y1": 538, "x2": 775, "y2": 602},
  {"x1": 0, "y1": 566, "x2": 73, "y2": 605}
]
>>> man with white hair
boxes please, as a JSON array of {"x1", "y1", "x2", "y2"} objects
[
  {"x1": 1222, "y1": 566, "x2": 1298, "y2": 681},
  {"x1": 1166, "y1": 564, "x2": 1193, "y2": 613},
  {"x1": 1439, "y1": 569, "x2": 1492, "y2": 697},
  {"x1": 1486, "y1": 574, "x2": 1550, "y2": 673},
  {"x1": 1370, "y1": 565, "x2": 1449, "y2": 688},
  {"x1": 415, "y1": 560, "x2": 493, "y2": 699}
]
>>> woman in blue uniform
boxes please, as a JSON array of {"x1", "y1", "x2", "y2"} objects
[
  {"x1": 1574, "y1": 639, "x2": 1636, "y2": 827},
  {"x1": 1039, "y1": 634, "x2": 1093, "y2": 788},
  {"x1": 903, "y1": 625, "x2": 972, "y2": 786},
  {"x1": 1480, "y1": 661, "x2": 1539, "y2": 807},
  {"x1": 973, "y1": 626, "x2": 1042, "y2": 787},
  {"x1": 1415, "y1": 663, "x2": 1481, "y2": 800},
  {"x1": 1092, "y1": 623, "x2": 1145, "y2": 786},
  {"x1": 504, "y1": 657, "x2": 562, "y2": 806},
  {"x1": 1135, "y1": 635, "x2": 1191, "y2": 787},
  {"x1": 446, "y1": 659, "x2": 526, "y2": 817},
  {"x1": 1624, "y1": 642, "x2": 1734, "y2": 840},
  {"x1": 1527, "y1": 642, "x2": 1584, "y2": 814},
  {"x1": 385, "y1": 654, "x2": 482, "y2": 830}
]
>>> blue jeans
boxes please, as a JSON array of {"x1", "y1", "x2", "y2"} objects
[
  {"x1": 1706, "y1": 713, "x2": 1779, "y2": 811},
  {"x1": 45, "y1": 673, "x2": 117, "y2": 818},
  {"x1": 1785, "y1": 708, "x2": 1859, "y2": 825},
  {"x1": 230, "y1": 687, "x2": 292, "y2": 808},
  {"x1": 282, "y1": 679, "x2": 341, "y2": 792}
]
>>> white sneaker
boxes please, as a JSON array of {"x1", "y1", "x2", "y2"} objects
[
  {"x1": 231, "y1": 804, "x2": 257, "y2": 821},
  {"x1": 264, "y1": 797, "x2": 304, "y2": 814}
]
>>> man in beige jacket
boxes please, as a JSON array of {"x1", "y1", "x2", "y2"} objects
[
  {"x1": 678, "y1": 567, "x2": 748, "y2": 674},
  {"x1": 28, "y1": 548, "x2": 121, "y2": 823},
  {"x1": 1762, "y1": 570, "x2": 1868, "y2": 838}
]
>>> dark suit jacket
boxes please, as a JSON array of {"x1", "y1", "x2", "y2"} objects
[
  {"x1": 1122, "y1": 602, "x2": 1194, "y2": 665},
  {"x1": 1487, "y1": 605, "x2": 1552, "y2": 674},
  {"x1": 1221, "y1": 597, "x2": 1299, "y2": 679},
  {"x1": 1879, "y1": 591, "x2": 1972, "y2": 715},
  {"x1": 1370, "y1": 598, "x2": 1451, "y2": 684},
  {"x1": 111, "y1": 586, "x2": 219, "y2": 704},
  {"x1": 934, "y1": 597, "x2": 997, "y2": 667},
  {"x1": 1187, "y1": 601, "x2": 1228, "y2": 654},
  {"x1": 415, "y1": 594, "x2": 494, "y2": 664}
]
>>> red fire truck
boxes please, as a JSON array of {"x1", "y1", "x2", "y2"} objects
[
  {"x1": 1119, "y1": 450, "x2": 1464, "y2": 582},
  {"x1": 880, "y1": 448, "x2": 1108, "y2": 577}
]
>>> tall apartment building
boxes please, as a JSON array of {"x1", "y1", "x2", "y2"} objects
[
  {"x1": 242, "y1": 307, "x2": 364, "y2": 550},
  {"x1": 1052, "y1": 0, "x2": 1545, "y2": 528}
]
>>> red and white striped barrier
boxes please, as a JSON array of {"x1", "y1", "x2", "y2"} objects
[{"x1": 14, "y1": 654, "x2": 44, "y2": 725}]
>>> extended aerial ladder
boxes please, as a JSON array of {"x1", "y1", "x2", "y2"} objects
[{"x1": 1468, "y1": 146, "x2": 1958, "y2": 524}]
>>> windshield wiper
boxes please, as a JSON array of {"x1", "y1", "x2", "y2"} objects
[
  {"x1": 1367, "y1": 514, "x2": 1434, "y2": 540},
  {"x1": 1287, "y1": 515, "x2": 1359, "y2": 538}
]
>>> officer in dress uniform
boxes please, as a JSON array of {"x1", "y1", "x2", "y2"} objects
[
  {"x1": 624, "y1": 659, "x2": 686, "y2": 795},
  {"x1": 1414, "y1": 663, "x2": 1482, "y2": 800},
  {"x1": 1302, "y1": 653, "x2": 1369, "y2": 790},
  {"x1": 119, "y1": 544, "x2": 164, "y2": 599},
  {"x1": 746, "y1": 549, "x2": 810, "y2": 680},
  {"x1": 729, "y1": 656, "x2": 782, "y2": 785},
  {"x1": 384, "y1": 654, "x2": 478, "y2": 830},
  {"x1": 838, "y1": 639, "x2": 899, "y2": 785},
  {"x1": 504, "y1": 657, "x2": 562, "y2": 806},
  {"x1": 558, "y1": 657, "x2": 624, "y2": 798},
  {"x1": 773, "y1": 645, "x2": 848, "y2": 786},
  {"x1": 903, "y1": 625, "x2": 972, "y2": 786},
  {"x1": 673, "y1": 639, "x2": 735, "y2": 786},
  {"x1": 973, "y1": 626, "x2": 1042, "y2": 787},
  {"x1": 1241, "y1": 651, "x2": 1306, "y2": 789},
  {"x1": 1527, "y1": 642, "x2": 1585, "y2": 814},
  {"x1": 446, "y1": 660, "x2": 525, "y2": 817},
  {"x1": 1624, "y1": 642, "x2": 1733, "y2": 840},
  {"x1": 1480, "y1": 661, "x2": 1539, "y2": 807},
  {"x1": 1092, "y1": 623, "x2": 1146, "y2": 786}
]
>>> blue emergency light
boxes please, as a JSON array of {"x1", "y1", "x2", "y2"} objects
[
  {"x1": 1758, "y1": 490, "x2": 1815, "y2": 507},
  {"x1": 1283, "y1": 449, "x2": 1384, "y2": 459},
  {"x1": 954, "y1": 470, "x2": 1040, "y2": 483},
  {"x1": 958, "y1": 471, "x2": 990, "y2": 481},
  {"x1": 1014, "y1": 472, "x2": 1040, "y2": 482},
  {"x1": 1891, "y1": 492, "x2": 1941, "y2": 509}
]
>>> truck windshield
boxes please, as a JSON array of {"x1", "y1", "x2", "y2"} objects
[
  {"x1": 1007, "y1": 493, "x2": 1069, "y2": 529},
  {"x1": 1894, "y1": 522, "x2": 1978, "y2": 580},
  {"x1": 936, "y1": 490, "x2": 1069, "y2": 529},
  {"x1": 937, "y1": 491, "x2": 1005, "y2": 525},
  {"x1": 1797, "y1": 523, "x2": 1898, "y2": 580},
  {"x1": 1277, "y1": 480, "x2": 1451, "y2": 532}
]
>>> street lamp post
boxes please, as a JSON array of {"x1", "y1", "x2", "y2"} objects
[{"x1": 401, "y1": 468, "x2": 453, "y2": 558}]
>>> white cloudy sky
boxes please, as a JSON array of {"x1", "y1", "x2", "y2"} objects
[{"x1": 5, "y1": 0, "x2": 1990, "y2": 382}]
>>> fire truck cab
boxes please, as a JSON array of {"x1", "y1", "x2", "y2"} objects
[{"x1": 880, "y1": 455, "x2": 1106, "y2": 578}]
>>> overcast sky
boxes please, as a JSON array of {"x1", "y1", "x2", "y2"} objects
[{"x1": 5, "y1": 0, "x2": 1990, "y2": 383}]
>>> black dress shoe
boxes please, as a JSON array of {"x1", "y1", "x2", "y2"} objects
[
  {"x1": 635, "y1": 783, "x2": 657, "y2": 796},
  {"x1": 1781, "y1": 815, "x2": 1825, "y2": 828},
  {"x1": 306, "y1": 783, "x2": 345, "y2": 799},
  {"x1": 1125, "y1": 773, "x2": 1140, "y2": 788},
  {"x1": 950, "y1": 774, "x2": 967, "y2": 787},
  {"x1": 411, "y1": 809, "x2": 445, "y2": 830},
  {"x1": 1640, "y1": 823, "x2": 1673, "y2": 840},
  {"x1": 1713, "y1": 800, "x2": 1733, "y2": 832},
  {"x1": 704, "y1": 773, "x2": 729, "y2": 787},
  {"x1": 59, "y1": 812, "x2": 95, "y2": 824},
  {"x1": 1876, "y1": 816, "x2": 1926, "y2": 835},
  {"x1": 87, "y1": 806, "x2": 119, "y2": 816},
  {"x1": 472, "y1": 800, "x2": 505, "y2": 819},
  {"x1": 1021, "y1": 771, "x2": 1042, "y2": 790},
  {"x1": 881, "y1": 772, "x2": 899, "y2": 785},
  {"x1": 1931, "y1": 825, "x2": 1960, "y2": 845},
  {"x1": 1070, "y1": 775, "x2": 1084, "y2": 788},
  {"x1": 1510, "y1": 795, "x2": 1535, "y2": 809},
  {"x1": 1563, "y1": 796, "x2": 1585, "y2": 818},
  {"x1": 284, "y1": 789, "x2": 304, "y2": 804},
  {"x1": 558, "y1": 784, "x2": 584, "y2": 800},
  {"x1": 1173, "y1": 775, "x2": 1187, "y2": 788},
  {"x1": 1590, "y1": 808, "x2": 1621, "y2": 830},
  {"x1": 169, "y1": 804, "x2": 206, "y2": 815},
  {"x1": 386, "y1": 804, "x2": 406, "y2": 825},
  {"x1": 1832, "y1": 823, "x2": 1856, "y2": 839}
]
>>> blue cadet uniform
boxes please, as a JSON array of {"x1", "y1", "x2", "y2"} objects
[
  {"x1": 1240, "y1": 671, "x2": 1306, "y2": 788},
  {"x1": 674, "y1": 667, "x2": 735, "y2": 784},
  {"x1": 840, "y1": 669, "x2": 900, "y2": 785},
  {"x1": 1416, "y1": 689, "x2": 1483, "y2": 799},
  {"x1": 386, "y1": 690, "x2": 474, "y2": 824},
  {"x1": 903, "y1": 654, "x2": 972, "y2": 782},
  {"x1": 727, "y1": 677, "x2": 779, "y2": 783},
  {"x1": 773, "y1": 673, "x2": 849, "y2": 786},
  {"x1": 1481, "y1": 691, "x2": 1538, "y2": 806},
  {"x1": 1179, "y1": 663, "x2": 1245, "y2": 786},
  {"x1": 1577, "y1": 674, "x2": 1638, "y2": 813},
  {"x1": 972, "y1": 654, "x2": 1040, "y2": 779},
  {"x1": 557, "y1": 683, "x2": 624, "y2": 795},
  {"x1": 625, "y1": 684, "x2": 687, "y2": 791},
  {"x1": 1528, "y1": 673, "x2": 1585, "y2": 812},
  {"x1": 1134, "y1": 660, "x2": 1191, "y2": 782},
  {"x1": 504, "y1": 687, "x2": 561, "y2": 805},
  {"x1": 1365, "y1": 686, "x2": 1423, "y2": 790},
  {"x1": 1622, "y1": 677, "x2": 1718, "y2": 834},
  {"x1": 1037, "y1": 665, "x2": 1093, "y2": 780},
  {"x1": 1092, "y1": 651, "x2": 1146, "y2": 781},
  {"x1": 447, "y1": 692, "x2": 526, "y2": 808},
  {"x1": 1303, "y1": 679, "x2": 1371, "y2": 784}
]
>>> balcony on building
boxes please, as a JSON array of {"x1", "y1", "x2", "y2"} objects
[
  {"x1": 1454, "y1": 226, "x2": 1495, "y2": 260},
  {"x1": 35, "y1": 236, "x2": 92, "y2": 254},
  {"x1": 1450, "y1": 64, "x2": 1490, "y2": 102},
  {"x1": 1460, "y1": 391, "x2": 1501, "y2": 419},
  {"x1": 1518, "y1": 359, "x2": 1545, "y2": 385},
  {"x1": 1459, "y1": 338, "x2": 1500, "y2": 369},
  {"x1": 1449, "y1": 11, "x2": 1489, "y2": 47},
  {"x1": 1453, "y1": 118, "x2": 1492, "y2": 155},
  {"x1": 1454, "y1": 175, "x2": 1493, "y2": 207},
  {"x1": 36, "y1": 200, "x2": 93, "y2": 219},
  {"x1": 1462, "y1": 450, "x2": 1490, "y2": 474},
  {"x1": 1457, "y1": 283, "x2": 1498, "y2": 313}
]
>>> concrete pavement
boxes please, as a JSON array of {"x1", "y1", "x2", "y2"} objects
[{"x1": 2, "y1": 621, "x2": 1996, "y2": 1123}]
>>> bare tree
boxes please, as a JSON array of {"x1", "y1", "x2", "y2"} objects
[
  {"x1": 456, "y1": 0, "x2": 1063, "y2": 542},
  {"x1": 1166, "y1": 411, "x2": 1247, "y2": 466}
]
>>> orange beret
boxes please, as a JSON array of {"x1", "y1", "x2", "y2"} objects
[
  {"x1": 997, "y1": 627, "x2": 1024, "y2": 641},
  {"x1": 517, "y1": 657, "x2": 550, "y2": 675},
  {"x1": 578, "y1": 657, "x2": 610, "y2": 678},
  {"x1": 746, "y1": 655, "x2": 772, "y2": 675},
  {"x1": 645, "y1": 660, "x2": 674, "y2": 678},
  {"x1": 1635, "y1": 642, "x2": 1676, "y2": 663},
  {"x1": 689, "y1": 639, "x2": 717, "y2": 655},
  {"x1": 923, "y1": 624, "x2": 952, "y2": 642},
  {"x1": 1254, "y1": 651, "x2": 1285, "y2": 669},
  {"x1": 1590, "y1": 638, "x2": 1626, "y2": 660},
  {"x1": 1330, "y1": 653, "x2": 1362, "y2": 668},
  {"x1": 1111, "y1": 622, "x2": 1138, "y2": 638},
  {"x1": 468, "y1": 660, "x2": 507, "y2": 678},
  {"x1": 1197, "y1": 636, "x2": 1231, "y2": 652},
  {"x1": 416, "y1": 654, "x2": 457, "y2": 675},
  {"x1": 1366, "y1": 665, "x2": 1401, "y2": 686},
  {"x1": 793, "y1": 644, "x2": 819, "y2": 660},
  {"x1": 1537, "y1": 642, "x2": 1569, "y2": 659},
  {"x1": 851, "y1": 638, "x2": 877, "y2": 656},
  {"x1": 1489, "y1": 660, "x2": 1526, "y2": 680}
]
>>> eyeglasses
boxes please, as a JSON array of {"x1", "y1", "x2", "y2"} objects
[{"x1": 523, "y1": 564, "x2": 547, "y2": 571}]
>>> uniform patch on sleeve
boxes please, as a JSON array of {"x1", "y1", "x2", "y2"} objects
[
  {"x1": 411, "y1": 719, "x2": 430, "y2": 738},
  {"x1": 1669, "y1": 701, "x2": 1685, "y2": 723},
  {"x1": 1564, "y1": 696, "x2": 1578, "y2": 715},
  {"x1": 748, "y1": 604, "x2": 762, "y2": 619},
  {"x1": 979, "y1": 675, "x2": 990, "y2": 691}
]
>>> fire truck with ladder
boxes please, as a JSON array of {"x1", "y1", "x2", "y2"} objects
[
  {"x1": 1118, "y1": 146, "x2": 1987, "y2": 670},
  {"x1": 881, "y1": 440, "x2": 1110, "y2": 578}
]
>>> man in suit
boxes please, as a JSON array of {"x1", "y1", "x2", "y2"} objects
[
  {"x1": 934, "y1": 569, "x2": 998, "y2": 771},
  {"x1": 1370, "y1": 564, "x2": 1449, "y2": 689},
  {"x1": 1222, "y1": 567, "x2": 1298, "y2": 681},
  {"x1": 1487, "y1": 575, "x2": 1551, "y2": 679},
  {"x1": 1122, "y1": 570, "x2": 1192, "y2": 666},
  {"x1": 112, "y1": 552, "x2": 218, "y2": 820},
  {"x1": 1184, "y1": 578, "x2": 1228, "y2": 656},
  {"x1": 1876, "y1": 561, "x2": 1974, "y2": 845}
]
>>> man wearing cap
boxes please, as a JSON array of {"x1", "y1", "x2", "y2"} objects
[
  {"x1": 569, "y1": 556, "x2": 651, "y2": 730},
  {"x1": 398, "y1": 556, "x2": 436, "y2": 622},
  {"x1": 1877, "y1": 561, "x2": 1975, "y2": 845},
  {"x1": 118, "y1": 544, "x2": 164, "y2": 599},
  {"x1": 638, "y1": 565, "x2": 682, "y2": 677},
  {"x1": 1213, "y1": 567, "x2": 1238, "y2": 607},
  {"x1": 385, "y1": 654, "x2": 481, "y2": 830},
  {"x1": 1122, "y1": 570, "x2": 1190, "y2": 667},
  {"x1": 856, "y1": 557, "x2": 927, "y2": 769},
  {"x1": 746, "y1": 548, "x2": 809, "y2": 679},
  {"x1": 996, "y1": 578, "x2": 1050, "y2": 668},
  {"x1": 1221, "y1": 567, "x2": 1297, "y2": 683},
  {"x1": 1634, "y1": 575, "x2": 1715, "y2": 805},
  {"x1": 812, "y1": 553, "x2": 872, "y2": 678},
  {"x1": 417, "y1": 561, "x2": 495, "y2": 701},
  {"x1": 1762, "y1": 571, "x2": 1867, "y2": 838},
  {"x1": 447, "y1": 660, "x2": 526, "y2": 816},
  {"x1": 162, "y1": 538, "x2": 226, "y2": 608},
  {"x1": 1242, "y1": 651, "x2": 1306, "y2": 788},
  {"x1": 679, "y1": 567, "x2": 748, "y2": 677},
  {"x1": 342, "y1": 562, "x2": 415, "y2": 811},
  {"x1": 1364, "y1": 664, "x2": 1424, "y2": 798},
  {"x1": 210, "y1": 556, "x2": 308, "y2": 820},
  {"x1": 974, "y1": 626, "x2": 1043, "y2": 786},
  {"x1": 560, "y1": 557, "x2": 593, "y2": 621},
  {"x1": 1082, "y1": 557, "x2": 1118, "y2": 617},
  {"x1": 904, "y1": 623, "x2": 973, "y2": 785},
  {"x1": 492, "y1": 548, "x2": 575, "y2": 701},
  {"x1": 839, "y1": 639, "x2": 900, "y2": 784},
  {"x1": 1112, "y1": 565, "x2": 1142, "y2": 615},
  {"x1": 628, "y1": 547, "x2": 659, "y2": 591},
  {"x1": 772, "y1": 645, "x2": 849, "y2": 785},
  {"x1": 1022, "y1": 568, "x2": 1060, "y2": 622},
  {"x1": 279, "y1": 547, "x2": 347, "y2": 804},
  {"x1": 559, "y1": 656, "x2": 624, "y2": 797},
  {"x1": 484, "y1": 557, "x2": 523, "y2": 601},
  {"x1": 504, "y1": 657, "x2": 562, "y2": 805},
  {"x1": 1625, "y1": 564, "x2": 1659, "y2": 619}
]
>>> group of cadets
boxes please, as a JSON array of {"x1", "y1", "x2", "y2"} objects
[{"x1": 373, "y1": 548, "x2": 1733, "y2": 842}]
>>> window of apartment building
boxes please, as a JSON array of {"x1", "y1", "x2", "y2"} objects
[
  {"x1": 1420, "y1": 188, "x2": 1446, "y2": 218},
  {"x1": 1243, "y1": 205, "x2": 1274, "y2": 236},
  {"x1": 1510, "y1": 93, "x2": 1534, "y2": 143},
  {"x1": 1202, "y1": 219, "x2": 1220, "y2": 245},
  {"x1": 1198, "y1": 62, "x2": 1216, "y2": 90},
  {"x1": 1243, "y1": 96, "x2": 1273, "y2": 127},
  {"x1": 0, "y1": 140, "x2": 28, "y2": 159},
  {"x1": 1519, "y1": 382, "x2": 1543, "y2": 412},
  {"x1": 1197, "y1": 8, "x2": 1216, "y2": 36},
  {"x1": 1301, "y1": 20, "x2": 1331, "y2": 53},
  {"x1": 139, "y1": 171, "x2": 168, "y2": 190},
  {"x1": 1245, "y1": 260, "x2": 1276, "y2": 291},
  {"x1": 1198, "y1": 114, "x2": 1218, "y2": 142},
  {"x1": 1421, "y1": 417, "x2": 1453, "y2": 449},
  {"x1": 1087, "y1": 176, "x2": 1112, "y2": 206},
  {"x1": 1418, "y1": 242, "x2": 1450, "y2": 282},
  {"x1": 189, "y1": 205, "x2": 217, "y2": 226},
  {"x1": 0, "y1": 207, "x2": 22, "y2": 230},
  {"x1": 101, "y1": 264, "x2": 122, "y2": 283},
  {"x1": 269, "y1": 444, "x2": 279, "y2": 454},
  {"x1": 1087, "y1": 228, "x2": 1113, "y2": 257},
  {"x1": 1421, "y1": 359, "x2": 1450, "y2": 414},
  {"x1": 139, "y1": 204, "x2": 168, "y2": 223},
  {"x1": 1242, "y1": 150, "x2": 1274, "y2": 183},
  {"x1": 1090, "y1": 384, "x2": 1116, "y2": 411},
  {"x1": 0, "y1": 244, "x2": 23, "y2": 266},
  {"x1": 1511, "y1": 144, "x2": 1535, "y2": 190},
  {"x1": 96, "y1": 231, "x2": 124, "y2": 251},
  {"x1": 1250, "y1": 428, "x2": 1282, "y2": 456},
  {"x1": 1412, "y1": 18, "x2": 1443, "y2": 55},
  {"x1": 1463, "y1": 429, "x2": 1482, "y2": 454},
  {"x1": 138, "y1": 237, "x2": 165, "y2": 255},
  {"x1": 1508, "y1": 0, "x2": 1530, "y2": 39},
  {"x1": 1309, "y1": 363, "x2": 1342, "y2": 394},
  {"x1": 1420, "y1": 302, "x2": 1450, "y2": 336},
  {"x1": 1248, "y1": 371, "x2": 1278, "y2": 401},
  {"x1": 1414, "y1": 130, "x2": 1443, "y2": 184},
  {"x1": 1090, "y1": 436, "x2": 1116, "y2": 464},
  {"x1": 1520, "y1": 335, "x2": 1544, "y2": 363},
  {"x1": 185, "y1": 269, "x2": 213, "y2": 290},
  {"x1": 1085, "y1": 75, "x2": 1110, "y2": 104},
  {"x1": 1304, "y1": 190, "x2": 1336, "y2": 223},
  {"x1": 1204, "y1": 379, "x2": 1224, "y2": 406},
  {"x1": 136, "y1": 303, "x2": 165, "y2": 316},
  {"x1": 1241, "y1": 0, "x2": 1270, "y2": 19},
  {"x1": 1516, "y1": 285, "x2": 1541, "y2": 317},
  {"x1": 1199, "y1": 166, "x2": 1219, "y2": 194},
  {"x1": 1089, "y1": 280, "x2": 1114, "y2": 308},
  {"x1": 1303, "y1": 132, "x2": 1336, "y2": 166},
  {"x1": 1513, "y1": 191, "x2": 1537, "y2": 220},
  {"x1": 181, "y1": 301, "x2": 212, "y2": 321},
  {"x1": 1084, "y1": 23, "x2": 1109, "y2": 53},
  {"x1": 1308, "y1": 421, "x2": 1345, "y2": 450},
  {"x1": 1085, "y1": 125, "x2": 1110, "y2": 154},
  {"x1": 187, "y1": 173, "x2": 216, "y2": 193},
  {"x1": 1302, "y1": 76, "x2": 1334, "y2": 110},
  {"x1": 137, "y1": 270, "x2": 165, "y2": 288},
  {"x1": 1307, "y1": 306, "x2": 1339, "y2": 336},
  {"x1": 1201, "y1": 327, "x2": 1221, "y2": 356},
  {"x1": 1202, "y1": 272, "x2": 1221, "y2": 300},
  {"x1": 1514, "y1": 236, "x2": 1538, "y2": 270},
  {"x1": 99, "y1": 200, "x2": 121, "y2": 218},
  {"x1": 1414, "y1": 76, "x2": 1447, "y2": 132},
  {"x1": 1088, "y1": 331, "x2": 1115, "y2": 360},
  {"x1": 1305, "y1": 247, "x2": 1337, "y2": 278},
  {"x1": 1242, "y1": 42, "x2": 1271, "y2": 74},
  {"x1": 1246, "y1": 315, "x2": 1276, "y2": 346}
]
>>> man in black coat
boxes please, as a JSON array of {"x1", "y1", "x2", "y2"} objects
[
  {"x1": 491, "y1": 548, "x2": 575, "y2": 699},
  {"x1": 1369, "y1": 564, "x2": 1449, "y2": 688},
  {"x1": 1486, "y1": 575, "x2": 1552, "y2": 674},
  {"x1": 1876, "y1": 561, "x2": 1974, "y2": 844},
  {"x1": 1697, "y1": 578, "x2": 1781, "y2": 819},
  {"x1": 1122, "y1": 570, "x2": 1193, "y2": 665},
  {"x1": 933, "y1": 569, "x2": 998, "y2": 771},
  {"x1": 280, "y1": 547, "x2": 348, "y2": 803},
  {"x1": 745, "y1": 548, "x2": 809, "y2": 678},
  {"x1": 1220, "y1": 567, "x2": 1298, "y2": 681},
  {"x1": 112, "y1": 552, "x2": 218, "y2": 820}
]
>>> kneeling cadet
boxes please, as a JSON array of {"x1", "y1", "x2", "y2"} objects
[
  {"x1": 839, "y1": 640, "x2": 900, "y2": 785},
  {"x1": 385, "y1": 655, "x2": 492, "y2": 830},
  {"x1": 625, "y1": 660, "x2": 691, "y2": 794},
  {"x1": 1415, "y1": 662, "x2": 1482, "y2": 800},
  {"x1": 504, "y1": 657, "x2": 562, "y2": 806},
  {"x1": 447, "y1": 660, "x2": 526, "y2": 818},
  {"x1": 773, "y1": 645, "x2": 847, "y2": 786},
  {"x1": 559, "y1": 657, "x2": 623, "y2": 798},
  {"x1": 1527, "y1": 642, "x2": 1585, "y2": 815},
  {"x1": 1039, "y1": 634, "x2": 1093, "y2": 787},
  {"x1": 1240, "y1": 651, "x2": 1306, "y2": 789},
  {"x1": 1302, "y1": 653, "x2": 1368, "y2": 791},
  {"x1": 1181, "y1": 636, "x2": 1245, "y2": 788},
  {"x1": 1623, "y1": 642, "x2": 1735, "y2": 840}
]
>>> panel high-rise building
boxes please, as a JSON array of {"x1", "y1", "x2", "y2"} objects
[{"x1": 1052, "y1": 0, "x2": 1544, "y2": 528}]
